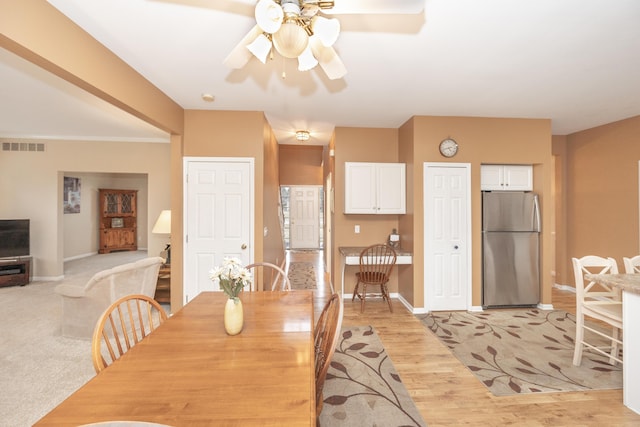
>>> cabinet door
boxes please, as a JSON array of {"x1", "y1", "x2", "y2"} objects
[
  {"x1": 377, "y1": 163, "x2": 406, "y2": 214},
  {"x1": 503, "y1": 165, "x2": 533, "y2": 191},
  {"x1": 480, "y1": 165, "x2": 504, "y2": 191},
  {"x1": 119, "y1": 192, "x2": 136, "y2": 216},
  {"x1": 344, "y1": 162, "x2": 377, "y2": 214}
]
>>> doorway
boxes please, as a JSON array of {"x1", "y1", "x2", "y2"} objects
[
  {"x1": 280, "y1": 185, "x2": 323, "y2": 249},
  {"x1": 423, "y1": 163, "x2": 471, "y2": 311}
]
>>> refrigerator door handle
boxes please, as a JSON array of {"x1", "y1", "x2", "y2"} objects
[{"x1": 533, "y1": 194, "x2": 541, "y2": 232}]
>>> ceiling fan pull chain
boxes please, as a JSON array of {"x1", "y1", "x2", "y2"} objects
[{"x1": 282, "y1": 56, "x2": 287, "y2": 79}]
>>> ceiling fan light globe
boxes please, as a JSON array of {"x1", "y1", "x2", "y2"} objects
[
  {"x1": 247, "y1": 34, "x2": 273, "y2": 64},
  {"x1": 297, "y1": 46, "x2": 318, "y2": 71},
  {"x1": 255, "y1": 0, "x2": 284, "y2": 33},
  {"x1": 273, "y1": 22, "x2": 309, "y2": 58},
  {"x1": 311, "y1": 16, "x2": 340, "y2": 47}
]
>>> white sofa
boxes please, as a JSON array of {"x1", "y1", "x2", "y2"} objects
[{"x1": 55, "y1": 256, "x2": 164, "y2": 339}]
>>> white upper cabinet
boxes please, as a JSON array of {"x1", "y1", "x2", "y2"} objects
[
  {"x1": 345, "y1": 162, "x2": 406, "y2": 214},
  {"x1": 481, "y1": 164, "x2": 533, "y2": 191}
]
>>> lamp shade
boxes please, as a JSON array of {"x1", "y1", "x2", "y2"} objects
[
  {"x1": 311, "y1": 16, "x2": 340, "y2": 47},
  {"x1": 273, "y1": 21, "x2": 309, "y2": 58},
  {"x1": 297, "y1": 45, "x2": 318, "y2": 71},
  {"x1": 247, "y1": 33, "x2": 273, "y2": 63},
  {"x1": 255, "y1": 0, "x2": 284, "y2": 34},
  {"x1": 152, "y1": 210, "x2": 171, "y2": 234}
]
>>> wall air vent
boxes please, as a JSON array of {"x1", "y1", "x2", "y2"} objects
[{"x1": 2, "y1": 142, "x2": 45, "y2": 152}]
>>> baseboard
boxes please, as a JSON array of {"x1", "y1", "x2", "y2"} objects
[
  {"x1": 64, "y1": 252, "x2": 98, "y2": 263},
  {"x1": 396, "y1": 293, "x2": 430, "y2": 314},
  {"x1": 554, "y1": 283, "x2": 576, "y2": 293}
]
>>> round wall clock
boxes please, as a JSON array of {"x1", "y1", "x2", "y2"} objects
[{"x1": 439, "y1": 138, "x2": 459, "y2": 158}]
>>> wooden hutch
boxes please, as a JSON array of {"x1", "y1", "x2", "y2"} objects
[{"x1": 98, "y1": 189, "x2": 137, "y2": 254}]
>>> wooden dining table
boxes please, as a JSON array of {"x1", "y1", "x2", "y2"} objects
[{"x1": 35, "y1": 290, "x2": 316, "y2": 426}]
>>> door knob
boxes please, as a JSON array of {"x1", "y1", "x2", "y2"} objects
[
  {"x1": 241, "y1": 244, "x2": 247, "y2": 250},
  {"x1": 454, "y1": 245, "x2": 459, "y2": 250}
]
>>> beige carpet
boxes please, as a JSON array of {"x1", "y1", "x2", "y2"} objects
[
  {"x1": 319, "y1": 326, "x2": 427, "y2": 427},
  {"x1": 0, "y1": 251, "x2": 147, "y2": 427},
  {"x1": 420, "y1": 309, "x2": 622, "y2": 396},
  {"x1": 287, "y1": 261, "x2": 317, "y2": 290}
]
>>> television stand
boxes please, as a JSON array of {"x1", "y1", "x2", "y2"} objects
[{"x1": 0, "y1": 256, "x2": 31, "y2": 287}]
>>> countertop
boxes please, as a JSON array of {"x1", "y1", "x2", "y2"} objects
[{"x1": 585, "y1": 273, "x2": 640, "y2": 295}]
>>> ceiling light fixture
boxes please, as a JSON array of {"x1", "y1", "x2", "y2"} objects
[
  {"x1": 295, "y1": 130, "x2": 310, "y2": 141},
  {"x1": 201, "y1": 93, "x2": 215, "y2": 102},
  {"x1": 224, "y1": 0, "x2": 346, "y2": 80}
]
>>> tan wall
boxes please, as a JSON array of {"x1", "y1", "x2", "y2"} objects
[
  {"x1": 398, "y1": 118, "x2": 416, "y2": 305},
  {"x1": 563, "y1": 115, "x2": 640, "y2": 283},
  {"x1": 0, "y1": 139, "x2": 170, "y2": 279},
  {"x1": 333, "y1": 127, "x2": 401, "y2": 296},
  {"x1": 263, "y1": 126, "x2": 286, "y2": 283},
  {"x1": 177, "y1": 110, "x2": 277, "y2": 306},
  {"x1": 552, "y1": 136, "x2": 568, "y2": 285},
  {"x1": 279, "y1": 145, "x2": 324, "y2": 185},
  {"x1": 334, "y1": 117, "x2": 553, "y2": 310}
]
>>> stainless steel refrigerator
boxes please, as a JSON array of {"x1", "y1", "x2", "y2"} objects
[{"x1": 482, "y1": 191, "x2": 540, "y2": 307}]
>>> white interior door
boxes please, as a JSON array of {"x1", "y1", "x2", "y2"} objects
[
  {"x1": 289, "y1": 185, "x2": 320, "y2": 249},
  {"x1": 424, "y1": 163, "x2": 471, "y2": 311},
  {"x1": 183, "y1": 158, "x2": 254, "y2": 303}
]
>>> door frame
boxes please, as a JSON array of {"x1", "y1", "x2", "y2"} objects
[
  {"x1": 423, "y1": 162, "x2": 472, "y2": 312},
  {"x1": 182, "y1": 157, "x2": 255, "y2": 302}
]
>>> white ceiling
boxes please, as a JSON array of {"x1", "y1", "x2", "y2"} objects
[{"x1": 2, "y1": 0, "x2": 639, "y2": 146}]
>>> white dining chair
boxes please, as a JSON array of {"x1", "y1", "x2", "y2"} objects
[
  {"x1": 245, "y1": 262, "x2": 291, "y2": 291},
  {"x1": 623, "y1": 255, "x2": 640, "y2": 274},
  {"x1": 571, "y1": 255, "x2": 622, "y2": 366}
]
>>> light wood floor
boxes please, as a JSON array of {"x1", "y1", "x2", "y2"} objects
[{"x1": 288, "y1": 250, "x2": 640, "y2": 426}]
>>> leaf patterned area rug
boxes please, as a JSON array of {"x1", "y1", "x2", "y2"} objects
[
  {"x1": 320, "y1": 326, "x2": 427, "y2": 427},
  {"x1": 420, "y1": 309, "x2": 622, "y2": 396},
  {"x1": 287, "y1": 261, "x2": 317, "y2": 290}
]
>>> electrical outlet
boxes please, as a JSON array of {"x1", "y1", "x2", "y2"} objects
[{"x1": 355, "y1": 225, "x2": 360, "y2": 234}]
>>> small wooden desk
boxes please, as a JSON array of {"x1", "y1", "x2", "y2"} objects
[
  {"x1": 338, "y1": 246, "x2": 412, "y2": 296},
  {"x1": 585, "y1": 273, "x2": 640, "y2": 415},
  {"x1": 35, "y1": 291, "x2": 315, "y2": 426}
]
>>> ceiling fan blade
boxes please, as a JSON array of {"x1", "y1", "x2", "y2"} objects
[
  {"x1": 223, "y1": 25, "x2": 263, "y2": 69},
  {"x1": 310, "y1": 38, "x2": 346, "y2": 80},
  {"x1": 326, "y1": 0, "x2": 424, "y2": 15}
]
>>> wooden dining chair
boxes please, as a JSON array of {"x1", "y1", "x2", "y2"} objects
[
  {"x1": 91, "y1": 294, "x2": 168, "y2": 373},
  {"x1": 571, "y1": 255, "x2": 623, "y2": 366},
  {"x1": 245, "y1": 262, "x2": 291, "y2": 291},
  {"x1": 623, "y1": 255, "x2": 640, "y2": 274},
  {"x1": 314, "y1": 293, "x2": 342, "y2": 419},
  {"x1": 352, "y1": 244, "x2": 397, "y2": 312}
]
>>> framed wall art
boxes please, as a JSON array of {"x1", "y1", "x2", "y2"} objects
[{"x1": 63, "y1": 176, "x2": 81, "y2": 214}]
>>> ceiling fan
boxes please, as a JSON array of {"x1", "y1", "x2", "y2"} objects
[{"x1": 223, "y1": 0, "x2": 425, "y2": 80}]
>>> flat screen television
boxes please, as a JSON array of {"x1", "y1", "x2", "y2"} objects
[{"x1": 0, "y1": 219, "x2": 30, "y2": 258}]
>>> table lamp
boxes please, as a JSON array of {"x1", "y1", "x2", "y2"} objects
[{"x1": 152, "y1": 210, "x2": 171, "y2": 264}]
